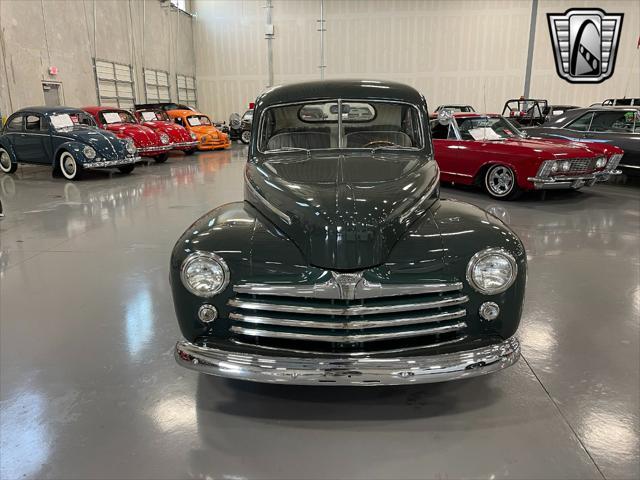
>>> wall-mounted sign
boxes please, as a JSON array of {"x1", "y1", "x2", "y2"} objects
[{"x1": 547, "y1": 8, "x2": 623, "y2": 84}]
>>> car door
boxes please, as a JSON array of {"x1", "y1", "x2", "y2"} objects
[
  {"x1": 583, "y1": 110, "x2": 640, "y2": 168},
  {"x1": 430, "y1": 119, "x2": 477, "y2": 183},
  {"x1": 13, "y1": 113, "x2": 50, "y2": 163}
]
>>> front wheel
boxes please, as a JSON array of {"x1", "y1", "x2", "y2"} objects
[
  {"x1": 118, "y1": 165, "x2": 135, "y2": 175},
  {"x1": 184, "y1": 148, "x2": 196, "y2": 156},
  {"x1": 59, "y1": 151, "x2": 83, "y2": 180},
  {"x1": 0, "y1": 148, "x2": 17, "y2": 174},
  {"x1": 240, "y1": 130, "x2": 251, "y2": 144},
  {"x1": 154, "y1": 153, "x2": 169, "y2": 163},
  {"x1": 484, "y1": 164, "x2": 521, "y2": 200}
]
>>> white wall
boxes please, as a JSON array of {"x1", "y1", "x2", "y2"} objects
[
  {"x1": 0, "y1": 0, "x2": 196, "y2": 121},
  {"x1": 193, "y1": 0, "x2": 640, "y2": 120}
]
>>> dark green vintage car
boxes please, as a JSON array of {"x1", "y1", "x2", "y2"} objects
[{"x1": 170, "y1": 80, "x2": 526, "y2": 385}]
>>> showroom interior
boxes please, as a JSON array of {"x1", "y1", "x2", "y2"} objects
[{"x1": 0, "y1": 0, "x2": 639, "y2": 479}]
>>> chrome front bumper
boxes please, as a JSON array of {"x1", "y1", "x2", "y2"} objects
[
  {"x1": 138, "y1": 145, "x2": 172, "y2": 154},
  {"x1": 172, "y1": 141, "x2": 199, "y2": 149},
  {"x1": 84, "y1": 156, "x2": 141, "y2": 169},
  {"x1": 527, "y1": 170, "x2": 621, "y2": 190},
  {"x1": 174, "y1": 336, "x2": 520, "y2": 385}
]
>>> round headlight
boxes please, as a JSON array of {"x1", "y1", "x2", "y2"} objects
[
  {"x1": 190, "y1": 132, "x2": 197, "y2": 140},
  {"x1": 595, "y1": 156, "x2": 606, "y2": 168},
  {"x1": 125, "y1": 138, "x2": 136, "y2": 154},
  {"x1": 466, "y1": 248, "x2": 517, "y2": 295},
  {"x1": 561, "y1": 160, "x2": 571, "y2": 172},
  {"x1": 180, "y1": 252, "x2": 229, "y2": 297},
  {"x1": 160, "y1": 133, "x2": 170, "y2": 145},
  {"x1": 550, "y1": 161, "x2": 559, "y2": 173},
  {"x1": 83, "y1": 145, "x2": 96, "y2": 159}
]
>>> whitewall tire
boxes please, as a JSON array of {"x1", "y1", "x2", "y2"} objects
[
  {"x1": 0, "y1": 148, "x2": 17, "y2": 174},
  {"x1": 59, "y1": 151, "x2": 83, "y2": 180}
]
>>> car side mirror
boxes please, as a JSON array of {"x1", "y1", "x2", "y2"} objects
[{"x1": 438, "y1": 110, "x2": 452, "y2": 126}]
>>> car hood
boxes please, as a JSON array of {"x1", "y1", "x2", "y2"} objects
[
  {"x1": 245, "y1": 151, "x2": 439, "y2": 270},
  {"x1": 189, "y1": 125, "x2": 221, "y2": 136},
  {"x1": 103, "y1": 123, "x2": 162, "y2": 147},
  {"x1": 493, "y1": 137, "x2": 598, "y2": 159},
  {"x1": 55, "y1": 127, "x2": 128, "y2": 159},
  {"x1": 142, "y1": 121, "x2": 192, "y2": 141}
]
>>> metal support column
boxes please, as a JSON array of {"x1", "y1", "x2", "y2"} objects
[
  {"x1": 317, "y1": 0, "x2": 326, "y2": 79},
  {"x1": 523, "y1": 0, "x2": 539, "y2": 97},
  {"x1": 265, "y1": 0, "x2": 274, "y2": 87}
]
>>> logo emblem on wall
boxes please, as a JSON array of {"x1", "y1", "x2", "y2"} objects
[{"x1": 547, "y1": 8, "x2": 623, "y2": 84}]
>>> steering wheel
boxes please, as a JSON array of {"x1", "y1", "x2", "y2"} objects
[{"x1": 363, "y1": 140, "x2": 396, "y2": 148}]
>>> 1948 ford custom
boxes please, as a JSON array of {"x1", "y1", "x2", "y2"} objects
[{"x1": 170, "y1": 80, "x2": 526, "y2": 385}]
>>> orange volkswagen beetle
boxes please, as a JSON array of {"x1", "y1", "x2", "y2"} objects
[{"x1": 167, "y1": 109, "x2": 231, "y2": 151}]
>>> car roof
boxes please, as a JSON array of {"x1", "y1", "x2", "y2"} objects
[
  {"x1": 13, "y1": 106, "x2": 86, "y2": 116},
  {"x1": 83, "y1": 106, "x2": 128, "y2": 114},
  {"x1": 169, "y1": 109, "x2": 205, "y2": 117},
  {"x1": 256, "y1": 79, "x2": 424, "y2": 107}
]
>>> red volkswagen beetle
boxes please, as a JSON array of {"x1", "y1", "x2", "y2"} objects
[
  {"x1": 134, "y1": 109, "x2": 198, "y2": 155},
  {"x1": 83, "y1": 106, "x2": 172, "y2": 163},
  {"x1": 430, "y1": 112, "x2": 623, "y2": 200}
]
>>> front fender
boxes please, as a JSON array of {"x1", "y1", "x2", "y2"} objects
[
  {"x1": 53, "y1": 141, "x2": 90, "y2": 167},
  {"x1": 432, "y1": 199, "x2": 527, "y2": 340},
  {"x1": 0, "y1": 136, "x2": 18, "y2": 161}
]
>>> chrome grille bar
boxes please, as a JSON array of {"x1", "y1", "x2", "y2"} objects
[
  {"x1": 230, "y1": 321, "x2": 467, "y2": 343},
  {"x1": 227, "y1": 295, "x2": 469, "y2": 316},
  {"x1": 233, "y1": 281, "x2": 463, "y2": 300},
  {"x1": 229, "y1": 309, "x2": 466, "y2": 329}
]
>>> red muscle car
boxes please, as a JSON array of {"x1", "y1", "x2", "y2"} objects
[
  {"x1": 134, "y1": 109, "x2": 198, "y2": 155},
  {"x1": 83, "y1": 106, "x2": 172, "y2": 163},
  {"x1": 430, "y1": 113, "x2": 623, "y2": 199}
]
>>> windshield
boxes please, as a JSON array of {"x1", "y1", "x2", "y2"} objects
[
  {"x1": 100, "y1": 110, "x2": 136, "y2": 125},
  {"x1": 138, "y1": 110, "x2": 169, "y2": 122},
  {"x1": 439, "y1": 105, "x2": 473, "y2": 113},
  {"x1": 456, "y1": 116, "x2": 523, "y2": 140},
  {"x1": 242, "y1": 110, "x2": 253, "y2": 121},
  {"x1": 187, "y1": 115, "x2": 211, "y2": 127},
  {"x1": 258, "y1": 100, "x2": 424, "y2": 152}
]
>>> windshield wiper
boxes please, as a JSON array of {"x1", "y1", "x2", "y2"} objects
[
  {"x1": 370, "y1": 145, "x2": 417, "y2": 153},
  {"x1": 267, "y1": 146, "x2": 311, "y2": 155}
]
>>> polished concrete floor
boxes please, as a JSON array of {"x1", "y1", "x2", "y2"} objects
[{"x1": 1, "y1": 145, "x2": 638, "y2": 480}]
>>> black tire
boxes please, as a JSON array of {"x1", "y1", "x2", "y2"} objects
[
  {"x1": 118, "y1": 165, "x2": 135, "y2": 175},
  {"x1": 484, "y1": 164, "x2": 521, "y2": 200},
  {"x1": 184, "y1": 148, "x2": 196, "y2": 156},
  {"x1": 154, "y1": 153, "x2": 170, "y2": 163},
  {"x1": 0, "y1": 148, "x2": 17, "y2": 174},
  {"x1": 59, "y1": 151, "x2": 83, "y2": 180},
  {"x1": 240, "y1": 130, "x2": 251, "y2": 144}
]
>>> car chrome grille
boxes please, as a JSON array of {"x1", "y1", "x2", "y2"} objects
[
  {"x1": 227, "y1": 282, "x2": 469, "y2": 353},
  {"x1": 567, "y1": 158, "x2": 595, "y2": 174}
]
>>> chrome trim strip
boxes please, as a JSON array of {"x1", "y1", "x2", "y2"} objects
[
  {"x1": 174, "y1": 336, "x2": 520, "y2": 385},
  {"x1": 228, "y1": 295, "x2": 469, "y2": 316},
  {"x1": 229, "y1": 309, "x2": 467, "y2": 329},
  {"x1": 439, "y1": 170, "x2": 473, "y2": 178},
  {"x1": 619, "y1": 163, "x2": 640, "y2": 169},
  {"x1": 138, "y1": 145, "x2": 172, "y2": 153},
  {"x1": 230, "y1": 321, "x2": 467, "y2": 343},
  {"x1": 229, "y1": 335, "x2": 468, "y2": 357},
  {"x1": 233, "y1": 280, "x2": 463, "y2": 300}
]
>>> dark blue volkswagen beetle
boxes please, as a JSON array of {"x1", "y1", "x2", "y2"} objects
[{"x1": 0, "y1": 106, "x2": 140, "y2": 180}]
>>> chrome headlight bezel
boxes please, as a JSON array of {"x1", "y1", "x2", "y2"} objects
[
  {"x1": 190, "y1": 132, "x2": 197, "y2": 140},
  {"x1": 595, "y1": 156, "x2": 607, "y2": 168},
  {"x1": 466, "y1": 247, "x2": 517, "y2": 295},
  {"x1": 83, "y1": 145, "x2": 96, "y2": 159},
  {"x1": 160, "y1": 133, "x2": 170, "y2": 145},
  {"x1": 124, "y1": 138, "x2": 136, "y2": 154},
  {"x1": 180, "y1": 251, "x2": 230, "y2": 297}
]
